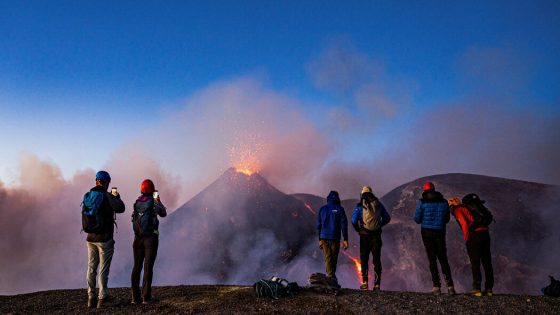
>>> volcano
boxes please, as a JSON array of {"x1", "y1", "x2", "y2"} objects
[
  {"x1": 155, "y1": 171, "x2": 559, "y2": 294},
  {"x1": 158, "y1": 168, "x2": 318, "y2": 284}
]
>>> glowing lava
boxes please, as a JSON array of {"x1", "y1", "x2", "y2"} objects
[
  {"x1": 342, "y1": 251, "x2": 362, "y2": 283},
  {"x1": 230, "y1": 135, "x2": 263, "y2": 176},
  {"x1": 304, "y1": 202, "x2": 316, "y2": 214},
  {"x1": 235, "y1": 167, "x2": 256, "y2": 176}
]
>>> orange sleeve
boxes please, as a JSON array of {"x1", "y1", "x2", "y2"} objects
[{"x1": 456, "y1": 208, "x2": 470, "y2": 241}]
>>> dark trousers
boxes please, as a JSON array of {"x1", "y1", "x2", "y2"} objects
[
  {"x1": 467, "y1": 230, "x2": 494, "y2": 291},
  {"x1": 421, "y1": 228, "x2": 454, "y2": 288},
  {"x1": 321, "y1": 239, "x2": 340, "y2": 279},
  {"x1": 359, "y1": 231, "x2": 382, "y2": 285},
  {"x1": 131, "y1": 235, "x2": 159, "y2": 301}
]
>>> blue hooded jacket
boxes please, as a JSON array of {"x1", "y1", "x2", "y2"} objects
[
  {"x1": 317, "y1": 191, "x2": 348, "y2": 241},
  {"x1": 414, "y1": 190, "x2": 450, "y2": 231}
]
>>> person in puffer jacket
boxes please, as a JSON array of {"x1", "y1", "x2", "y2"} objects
[
  {"x1": 130, "y1": 179, "x2": 167, "y2": 305},
  {"x1": 317, "y1": 191, "x2": 348, "y2": 281},
  {"x1": 351, "y1": 186, "x2": 390, "y2": 291},
  {"x1": 414, "y1": 182, "x2": 455, "y2": 295}
]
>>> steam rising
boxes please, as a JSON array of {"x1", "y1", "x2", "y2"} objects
[{"x1": 1, "y1": 43, "x2": 558, "y2": 295}]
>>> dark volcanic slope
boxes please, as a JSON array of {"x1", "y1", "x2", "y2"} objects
[
  {"x1": 157, "y1": 168, "x2": 317, "y2": 284},
  {"x1": 2, "y1": 286, "x2": 559, "y2": 315},
  {"x1": 380, "y1": 173, "x2": 560, "y2": 294}
]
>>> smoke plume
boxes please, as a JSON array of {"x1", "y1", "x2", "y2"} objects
[{"x1": 1, "y1": 42, "x2": 558, "y2": 295}]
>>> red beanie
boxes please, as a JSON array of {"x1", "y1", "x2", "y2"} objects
[
  {"x1": 141, "y1": 179, "x2": 155, "y2": 194},
  {"x1": 423, "y1": 182, "x2": 435, "y2": 191}
]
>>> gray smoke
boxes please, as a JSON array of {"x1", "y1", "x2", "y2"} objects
[
  {"x1": 1, "y1": 42, "x2": 558, "y2": 295},
  {"x1": 0, "y1": 153, "x2": 181, "y2": 295}
]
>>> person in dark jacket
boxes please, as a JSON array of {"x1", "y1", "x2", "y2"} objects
[
  {"x1": 414, "y1": 182, "x2": 455, "y2": 295},
  {"x1": 317, "y1": 191, "x2": 348, "y2": 281},
  {"x1": 351, "y1": 186, "x2": 391, "y2": 291},
  {"x1": 131, "y1": 179, "x2": 167, "y2": 304},
  {"x1": 449, "y1": 196, "x2": 494, "y2": 296},
  {"x1": 85, "y1": 171, "x2": 125, "y2": 308}
]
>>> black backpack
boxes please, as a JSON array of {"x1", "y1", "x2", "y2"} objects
[
  {"x1": 462, "y1": 193, "x2": 494, "y2": 229},
  {"x1": 254, "y1": 277, "x2": 300, "y2": 299},
  {"x1": 543, "y1": 276, "x2": 560, "y2": 297},
  {"x1": 81, "y1": 191, "x2": 105, "y2": 233},
  {"x1": 132, "y1": 199, "x2": 157, "y2": 235},
  {"x1": 308, "y1": 272, "x2": 341, "y2": 295}
]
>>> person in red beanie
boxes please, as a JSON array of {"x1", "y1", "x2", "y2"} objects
[
  {"x1": 130, "y1": 179, "x2": 167, "y2": 304},
  {"x1": 414, "y1": 181, "x2": 455, "y2": 295}
]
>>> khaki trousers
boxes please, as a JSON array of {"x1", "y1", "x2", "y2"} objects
[
  {"x1": 86, "y1": 239, "x2": 115, "y2": 299},
  {"x1": 320, "y1": 239, "x2": 340, "y2": 278}
]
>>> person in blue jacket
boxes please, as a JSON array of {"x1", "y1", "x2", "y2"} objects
[
  {"x1": 351, "y1": 186, "x2": 391, "y2": 291},
  {"x1": 317, "y1": 191, "x2": 348, "y2": 281},
  {"x1": 414, "y1": 182, "x2": 455, "y2": 295}
]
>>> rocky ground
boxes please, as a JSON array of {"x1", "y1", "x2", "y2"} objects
[{"x1": 1, "y1": 285, "x2": 559, "y2": 314}]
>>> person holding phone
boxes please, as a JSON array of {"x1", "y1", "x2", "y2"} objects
[
  {"x1": 83, "y1": 171, "x2": 125, "y2": 309},
  {"x1": 130, "y1": 179, "x2": 167, "y2": 304}
]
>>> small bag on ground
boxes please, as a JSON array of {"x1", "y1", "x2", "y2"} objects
[
  {"x1": 254, "y1": 276, "x2": 300, "y2": 299},
  {"x1": 308, "y1": 272, "x2": 341, "y2": 295}
]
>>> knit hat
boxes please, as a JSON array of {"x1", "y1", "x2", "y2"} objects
[
  {"x1": 423, "y1": 182, "x2": 435, "y2": 191},
  {"x1": 95, "y1": 171, "x2": 111, "y2": 184},
  {"x1": 141, "y1": 179, "x2": 155, "y2": 194},
  {"x1": 361, "y1": 186, "x2": 373, "y2": 195}
]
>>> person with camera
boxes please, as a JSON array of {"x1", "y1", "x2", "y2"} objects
[
  {"x1": 130, "y1": 179, "x2": 167, "y2": 305},
  {"x1": 82, "y1": 171, "x2": 125, "y2": 309}
]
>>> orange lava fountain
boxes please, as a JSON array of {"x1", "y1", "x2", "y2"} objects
[{"x1": 230, "y1": 135, "x2": 263, "y2": 176}]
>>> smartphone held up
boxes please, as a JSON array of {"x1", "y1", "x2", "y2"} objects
[{"x1": 111, "y1": 187, "x2": 118, "y2": 196}]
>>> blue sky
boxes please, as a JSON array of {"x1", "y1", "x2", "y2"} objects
[{"x1": 1, "y1": 1, "x2": 559, "y2": 192}]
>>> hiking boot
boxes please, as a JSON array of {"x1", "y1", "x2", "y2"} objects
[
  {"x1": 360, "y1": 281, "x2": 368, "y2": 290},
  {"x1": 373, "y1": 284, "x2": 381, "y2": 291},
  {"x1": 96, "y1": 298, "x2": 104, "y2": 309},
  {"x1": 431, "y1": 287, "x2": 441, "y2": 295},
  {"x1": 87, "y1": 297, "x2": 96, "y2": 308},
  {"x1": 471, "y1": 290, "x2": 482, "y2": 297},
  {"x1": 485, "y1": 290, "x2": 493, "y2": 297},
  {"x1": 447, "y1": 286, "x2": 456, "y2": 295}
]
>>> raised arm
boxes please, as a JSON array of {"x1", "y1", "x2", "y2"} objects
[
  {"x1": 155, "y1": 200, "x2": 167, "y2": 217},
  {"x1": 106, "y1": 193, "x2": 125, "y2": 214}
]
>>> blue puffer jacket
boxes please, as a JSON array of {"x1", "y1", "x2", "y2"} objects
[
  {"x1": 317, "y1": 191, "x2": 348, "y2": 241},
  {"x1": 414, "y1": 190, "x2": 450, "y2": 231}
]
